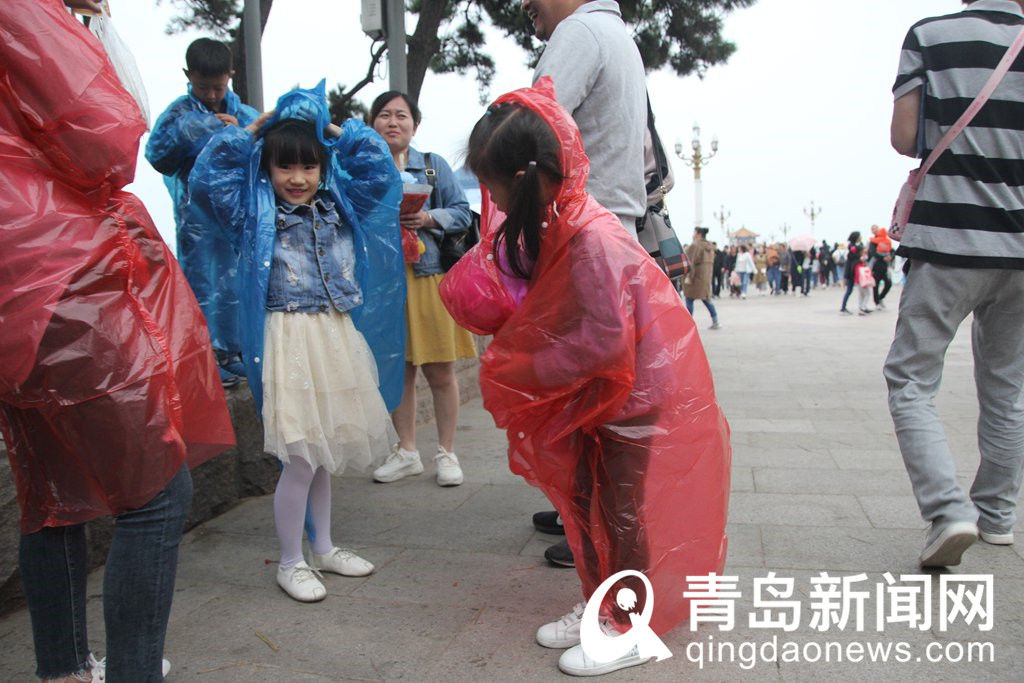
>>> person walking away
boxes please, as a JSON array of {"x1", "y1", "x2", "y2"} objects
[
  {"x1": 684, "y1": 228, "x2": 721, "y2": 328},
  {"x1": 753, "y1": 245, "x2": 768, "y2": 294},
  {"x1": 869, "y1": 225, "x2": 894, "y2": 308},
  {"x1": 734, "y1": 244, "x2": 756, "y2": 298},
  {"x1": 839, "y1": 232, "x2": 865, "y2": 314},
  {"x1": 885, "y1": 0, "x2": 1024, "y2": 567},
  {"x1": 818, "y1": 240, "x2": 834, "y2": 287},
  {"x1": 712, "y1": 243, "x2": 725, "y2": 297},
  {"x1": 766, "y1": 243, "x2": 781, "y2": 294},
  {"x1": 832, "y1": 241, "x2": 848, "y2": 286},
  {"x1": 779, "y1": 245, "x2": 792, "y2": 294}
]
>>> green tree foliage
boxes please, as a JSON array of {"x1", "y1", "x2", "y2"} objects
[{"x1": 160, "y1": 0, "x2": 755, "y2": 118}]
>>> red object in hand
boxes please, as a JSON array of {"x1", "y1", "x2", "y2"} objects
[{"x1": 402, "y1": 228, "x2": 422, "y2": 263}]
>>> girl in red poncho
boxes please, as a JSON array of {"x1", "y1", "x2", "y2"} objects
[{"x1": 440, "y1": 80, "x2": 731, "y2": 677}]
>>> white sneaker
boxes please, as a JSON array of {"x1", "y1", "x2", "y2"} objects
[
  {"x1": 435, "y1": 446, "x2": 464, "y2": 486},
  {"x1": 980, "y1": 529, "x2": 1014, "y2": 545},
  {"x1": 558, "y1": 643, "x2": 651, "y2": 677},
  {"x1": 373, "y1": 445, "x2": 423, "y2": 483},
  {"x1": 920, "y1": 520, "x2": 978, "y2": 567},
  {"x1": 276, "y1": 561, "x2": 327, "y2": 602},
  {"x1": 86, "y1": 653, "x2": 171, "y2": 681},
  {"x1": 536, "y1": 601, "x2": 585, "y2": 649},
  {"x1": 313, "y1": 547, "x2": 374, "y2": 576}
]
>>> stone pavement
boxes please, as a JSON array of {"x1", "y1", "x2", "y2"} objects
[{"x1": 2, "y1": 283, "x2": 1023, "y2": 681}]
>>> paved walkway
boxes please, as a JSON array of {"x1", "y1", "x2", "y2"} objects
[{"x1": 2, "y1": 283, "x2": 1022, "y2": 681}]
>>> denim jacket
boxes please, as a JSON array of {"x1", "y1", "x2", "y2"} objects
[
  {"x1": 266, "y1": 194, "x2": 362, "y2": 313},
  {"x1": 187, "y1": 82, "x2": 405, "y2": 413},
  {"x1": 404, "y1": 148, "x2": 472, "y2": 276}
]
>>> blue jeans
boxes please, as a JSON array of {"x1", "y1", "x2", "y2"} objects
[
  {"x1": 685, "y1": 296, "x2": 718, "y2": 322},
  {"x1": 767, "y1": 266, "x2": 781, "y2": 293},
  {"x1": 841, "y1": 276, "x2": 856, "y2": 311},
  {"x1": 19, "y1": 465, "x2": 192, "y2": 681},
  {"x1": 739, "y1": 271, "x2": 751, "y2": 295}
]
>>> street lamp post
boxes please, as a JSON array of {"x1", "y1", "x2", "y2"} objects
[
  {"x1": 675, "y1": 124, "x2": 718, "y2": 229},
  {"x1": 713, "y1": 204, "x2": 730, "y2": 244},
  {"x1": 804, "y1": 201, "x2": 823, "y2": 231},
  {"x1": 780, "y1": 222, "x2": 791, "y2": 244}
]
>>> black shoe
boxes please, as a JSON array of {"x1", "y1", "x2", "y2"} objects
[
  {"x1": 532, "y1": 510, "x2": 565, "y2": 535},
  {"x1": 544, "y1": 539, "x2": 575, "y2": 568}
]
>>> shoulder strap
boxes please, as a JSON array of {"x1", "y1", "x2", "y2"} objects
[
  {"x1": 645, "y1": 95, "x2": 670, "y2": 196},
  {"x1": 423, "y1": 152, "x2": 436, "y2": 188},
  {"x1": 916, "y1": 27, "x2": 1024, "y2": 185},
  {"x1": 422, "y1": 152, "x2": 437, "y2": 208}
]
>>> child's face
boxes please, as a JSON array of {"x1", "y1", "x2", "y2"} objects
[
  {"x1": 481, "y1": 177, "x2": 514, "y2": 213},
  {"x1": 185, "y1": 70, "x2": 232, "y2": 112},
  {"x1": 269, "y1": 161, "x2": 321, "y2": 206}
]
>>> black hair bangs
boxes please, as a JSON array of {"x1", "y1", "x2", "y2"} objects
[{"x1": 261, "y1": 119, "x2": 327, "y2": 174}]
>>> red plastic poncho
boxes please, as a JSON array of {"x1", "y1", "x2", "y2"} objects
[
  {"x1": 0, "y1": 0, "x2": 235, "y2": 534},
  {"x1": 440, "y1": 79, "x2": 731, "y2": 635}
]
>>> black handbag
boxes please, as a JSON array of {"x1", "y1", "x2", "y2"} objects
[{"x1": 423, "y1": 153, "x2": 480, "y2": 272}]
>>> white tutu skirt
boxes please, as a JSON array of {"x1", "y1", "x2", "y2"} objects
[{"x1": 262, "y1": 309, "x2": 391, "y2": 475}]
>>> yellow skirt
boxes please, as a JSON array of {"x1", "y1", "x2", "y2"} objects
[{"x1": 405, "y1": 264, "x2": 477, "y2": 366}]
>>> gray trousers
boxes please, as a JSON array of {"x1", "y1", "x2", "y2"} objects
[{"x1": 884, "y1": 261, "x2": 1024, "y2": 533}]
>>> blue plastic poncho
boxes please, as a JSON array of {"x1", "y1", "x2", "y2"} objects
[
  {"x1": 146, "y1": 88, "x2": 259, "y2": 354},
  {"x1": 188, "y1": 81, "x2": 405, "y2": 411}
]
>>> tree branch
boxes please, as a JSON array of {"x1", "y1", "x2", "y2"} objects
[{"x1": 344, "y1": 42, "x2": 388, "y2": 104}]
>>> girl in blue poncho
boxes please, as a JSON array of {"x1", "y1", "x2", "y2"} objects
[{"x1": 190, "y1": 83, "x2": 405, "y2": 603}]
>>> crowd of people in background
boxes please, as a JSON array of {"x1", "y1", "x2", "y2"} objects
[{"x1": 690, "y1": 225, "x2": 901, "y2": 315}]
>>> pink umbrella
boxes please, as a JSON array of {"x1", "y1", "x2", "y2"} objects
[{"x1": 788, "y1": 234, "x2": 816, "y2": 251}]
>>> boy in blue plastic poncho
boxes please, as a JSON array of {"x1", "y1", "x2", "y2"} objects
[
  {"x1": 188, "y1": 81, "x2": 405, "y2": 602},
  {"x1": 146, "y1": 38, "x2": 259, "y2": 386}
]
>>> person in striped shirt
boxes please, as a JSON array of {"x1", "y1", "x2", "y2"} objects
[{"x1": 885, "y1": 0, "x2": 1024, "y2": 568}]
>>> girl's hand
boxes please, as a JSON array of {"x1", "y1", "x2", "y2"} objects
[
  {"x1": 215, "y1": 113, "x2": 239, "y2": 127},
  {"x1": 325, "y1": 123, "x2": 343, "y2": 138},
  {"x1": 244, "y1": 110, "x2": 275, "y2": 137},
  {"x1": 400, "y1": 211, "x2": 434, "y2": 230}
]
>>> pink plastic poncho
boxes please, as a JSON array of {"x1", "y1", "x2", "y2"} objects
[
  {"x1": 0, "y1": 0, "x2": 235, "y2": 534},
  {"x1": 440, "y1": 79, "x2": 731, "y2": 635}
]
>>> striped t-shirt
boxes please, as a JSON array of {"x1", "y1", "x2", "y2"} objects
[{"x1": 893, "y1": 0, "x2": 1024, "y2": 269}]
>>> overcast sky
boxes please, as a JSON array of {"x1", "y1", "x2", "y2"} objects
[{"x1": 112, "y1": 0, "x2": 966, "y2": 249}]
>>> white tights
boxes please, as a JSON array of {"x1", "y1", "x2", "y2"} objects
[{"x1": 274, "y1": 452, "x2": 334, "y2": 568}]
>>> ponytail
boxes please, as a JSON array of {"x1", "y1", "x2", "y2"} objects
[{"x1": 497, "y1": 162, "x2": 544, "y2": 279}]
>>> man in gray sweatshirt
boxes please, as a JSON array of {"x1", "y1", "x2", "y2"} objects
[
  {"x1": 523, "y1": 3, "x2": 653, "y2": 676},
  {"x1": 523, "y1": 0, "x2": 648, "y2": 571},
  {"x1": 526, "y1": 0, "x2": 647, "y2": 237}
]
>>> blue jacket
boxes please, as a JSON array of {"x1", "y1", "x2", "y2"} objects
[
  {"x1": 404, "y1": 148, "x2": 472, "y2": 276},
  {"x1": 145, "y1": 87, "x2": 259, "y2": 353},
  {"x1": 188, "y1": 81, "x2": 405, "y2": 412}
]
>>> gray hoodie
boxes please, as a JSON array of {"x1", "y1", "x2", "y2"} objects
[{"x1": 534, "y1": 0, "x2": 647, "y2": 227}]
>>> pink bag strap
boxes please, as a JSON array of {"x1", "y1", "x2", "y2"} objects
[{"x1": 916, "y1": 27, "x2": 1024, "y2": 185}]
